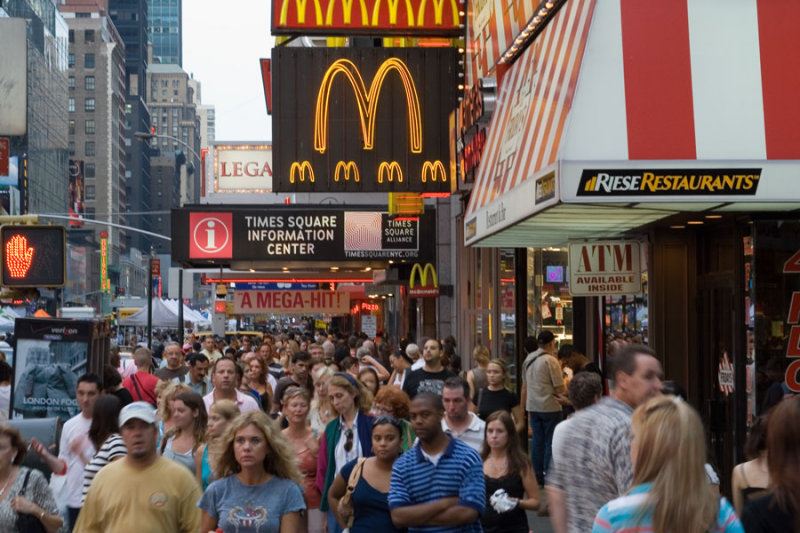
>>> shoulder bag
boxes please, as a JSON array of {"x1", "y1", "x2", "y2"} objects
[
  {"x1": 16, "y1": 469, "x2": 47, "y2": 533},
  {"x1": 339, "y1": 457, "x2": 367, "y2": 529}
]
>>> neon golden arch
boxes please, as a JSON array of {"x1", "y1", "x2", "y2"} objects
[
  {"x1": 289, "y1": 161, "x2": 315, "y2": 183},
  {"x1": 421, "y1": 160, "x2": 446, "y2": 182},
  {"x1": 278, "y1": 0, "x2": 323, "y2": 25},
  {"x1": 409, "y1": 262, "x2": 438, "y2": 288},
  {"x1": 314, "y1": 58, "x2": 422, "y2": 154},
  {"x1": 416, "y1": 0, "x2": 459, "y2": 26},
  {"x1": 325, "y1": 0, "x2": 370, "y2": 25},
  {"x1": 378, "y1": 161, "x2": 403, "y2": 183},
  {"x1": 335, "y1": 160, "x2": 360, "y2": 182},
  {"x1": 371, "y1": 0, "x2": 415, "y2": 26}
]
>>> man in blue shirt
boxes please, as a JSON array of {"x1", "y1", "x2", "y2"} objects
[{"x1": 388, "y1": 392, "x2": 485, "y2": 532}]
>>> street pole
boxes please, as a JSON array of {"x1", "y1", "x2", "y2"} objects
[
  {"x1": 147, "y1": 257, "x2": 153, "y2": 350},
  {"x1": 177, "y1": 268, "x2": 184, "y2": 345}
]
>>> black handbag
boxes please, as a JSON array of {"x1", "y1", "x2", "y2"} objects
[{"x1": 16, "y1": 469, "x2": 47, "y2": 533}]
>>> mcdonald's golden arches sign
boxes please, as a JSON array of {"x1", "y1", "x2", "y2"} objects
[
  {"x1": 272, "y1": 0, "x2": 463, "y2": 35},
  {"x1": 409, "y1": 262, "x2": 439, "y2": 297},
  {"x1": 272, "y1": 48, "x2": 458, "y2": 193}
]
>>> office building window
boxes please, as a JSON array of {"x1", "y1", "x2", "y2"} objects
[
  {"x1": 85, "y1": 53, "x2": 95, "y2": 68},
  {"x1": 68, "y1": 54, "x2": 75, "y2": 68},
  {"x1": 85, "y1": 163, "x2": 95, "y2": 178},
  {"x1": 68, "y1": 76, "x2": 75, "y2": 90},
  {"x1": 85, "y1": 141, "x2": 95, "y2": 156},
  {"x1": 68, "y1": 98, "x2": 75, "y2": 112},
  {"x1": 85, "y1": 208, "x2": 95, "y2": 220},
  {"x1": 85, "y1": 98, "x2": 95, "y2": 112},
  {"x1": 85, "y1": 30, "x2": 95, "y2": 43},
  {"x1": 85, "y1": 76, "x2": 95, "y2": 90},
  {"x1": 68, "y1": 142, "x2": 75, "y2": 156},
  {"x1": 69, "y1": 30, "x2": 74, "y2": 43},
  {"x1": 85, "y1": 120, "x2": 95, "y2": 134},
  {"x1": 69, "y1": 120, "x2": 75, "y2": 135},
  {"x1": 85, "y1": 185, "x2": 95, "y2": 200}
]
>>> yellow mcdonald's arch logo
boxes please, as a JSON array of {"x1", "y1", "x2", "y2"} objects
[
  {"x1": 409, "y1": 263, "x2": 439, "y2": 297},
  {"x1": 314, "y1": 58, "x2": 422, "y2": 154},
  {"x1": 278, "y1": 0, "x2": 323, "y2": 25},
  {"x1": 289, "y1": 161, "x2": 315, "y2": 183},
  {"x1": 421, "y1": 160, "x2": 446, "y2": 182},
  {"x1": 371, "y1": 0, "x2": 415, "y2": 26},
  {"x1": 416, "y1": 0, "x2": 459, "y2": 26},
  {"x1": 325, "y1": 0, "x2": 370, "y2": 25},
  {"x1": 335, "y1": 160, "x2": 360, "y2": 182},
  {"x1": 378, "y1": 161, "x2": 403, "y2": 183}
]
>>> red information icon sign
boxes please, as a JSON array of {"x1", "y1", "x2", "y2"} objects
[{"x1": 189, "y1": 212, "x2": 233, "y2": 259}]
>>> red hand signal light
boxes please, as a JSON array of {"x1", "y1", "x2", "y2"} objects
[{"x1": 5, "y1": 234, "x2": 34, "y2": 278}]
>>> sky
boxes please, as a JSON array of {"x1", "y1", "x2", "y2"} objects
[{"x1": 183, "y1": 1, "x2": 275, "y2": 142}]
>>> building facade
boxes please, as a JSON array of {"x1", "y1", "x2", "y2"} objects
[{"x1": 146, "y1": 0, "x2": 180, "y2": 65}]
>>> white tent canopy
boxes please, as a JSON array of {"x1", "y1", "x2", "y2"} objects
[{"x1": 118, "y1": 298, "x2": 209, "y2": 327}]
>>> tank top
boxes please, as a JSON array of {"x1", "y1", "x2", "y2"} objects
[
  {"x1": 296, "y1": 446, "x2": 322, "y2": 509},
  {"x1": 472, "y1": 367, "x2": 489, "y2": 391},
  {"x1": 162, "y1": 436, "x2": 197, "y2": 475},
  {"x1": 481, "y1": 471, "x2": 529, "y2": 533}
]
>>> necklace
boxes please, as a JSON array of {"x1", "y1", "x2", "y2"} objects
[{"x1": 487, "y1": 455, "x2": 508, "y2": 474}]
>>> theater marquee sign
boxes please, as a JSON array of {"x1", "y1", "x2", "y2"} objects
[
  {"x1": 272, "y1": 47, "x2": 458, "y2": 193},
  {"x1": 171, "y1": 206, "x2": 435, "y2": 267}
]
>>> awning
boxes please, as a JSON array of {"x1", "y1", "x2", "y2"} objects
[{"x1": 466, "y1": 0, "x2": 800, "y2": 246}]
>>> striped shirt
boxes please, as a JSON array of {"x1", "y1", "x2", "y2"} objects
[
  {"x1": 593, "y1": 483, "x2": 745, "y2": 532},
  {"x1": 82, "y1": 434, "x2": 126, "y2": 503},
  {"x1": 547, "y1": 396, "x2": 634, "y2": 532},
  {"x1": 388, "y1": 436, "x2": 485, "y2": 532}
]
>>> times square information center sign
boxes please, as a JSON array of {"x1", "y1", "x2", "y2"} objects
[{"x1": 171, "y1": 206, "x2": 435, "y2": 267}]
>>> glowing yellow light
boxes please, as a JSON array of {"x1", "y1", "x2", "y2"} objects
[
  {"x1": 289, "y1": 161, "x2": 315, "y2": 183},
  {"x1": 334, "y1": 160, "x2": 360, "y2": 182},
  {"x1": 314, "y1": 58, "x2": 422, "y2": 154},
  {"x1": 378, "y1": 161, "x2": 403, "y2": 183},
  {"x1": 421, "y1": 160, "x2": 446, "y2": 182}
]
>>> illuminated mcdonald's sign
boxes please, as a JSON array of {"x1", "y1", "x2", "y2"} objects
[
  {"x1": 409, "y1": 262, "x2": 439, "y2": 297},
  {"x1": 378, "y1": 161, "x2": 403, "y2": 183},
  {"x1": 272, "y1": 0, "x2": 462, "y2": 35},
  {"x1": 289, "y1": 161, "x2": 315, "y2": 183},
  {"x1": 335, "y1": 161, "x2": 360, "y2": 182},
  {"x1": 273, "y1": 48, "x2": 458, "y2": 193}
]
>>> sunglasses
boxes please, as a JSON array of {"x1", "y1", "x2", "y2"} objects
[{"x1": 344, "y1": 428, "x2": 354, "y2": 453}]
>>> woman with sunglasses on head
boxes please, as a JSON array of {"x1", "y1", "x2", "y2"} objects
[
  {"x1": 282, "y1": 387, "x2": 324, "y2": 533},
  {"x1": 480, "y1": 410, "x2": 540, "y2": 533},
  {"x1": 316, "y1": 373, "x2": 374, "y2": 533},
  {"x1": 327, "y1": 415, "x2": 405, "y2": 533},
  {"x1": 593, "y1": 396, "x2": 744, "y2": 533}
]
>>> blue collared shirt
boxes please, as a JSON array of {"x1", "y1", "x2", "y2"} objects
[{"x1": 388, "y1": 435, "x2": 485, "y2": 532}]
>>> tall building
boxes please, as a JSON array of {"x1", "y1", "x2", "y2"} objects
[
  {"x1": 109, "y1": 0, "x2": 154, "y2": 255},
  {"x1": 146, "y1": 62, "x2": 200, "y2": 253},
  {"x1": 146, "y1": 0, "x2": 180, "y2": 65},
  {"x1": 1, "y1": 0, "x2": 70, "y2": 216},
  {"x1": 61, "y1": 6, "x2": 127, "y2": 269},
  {"x1": 197, "y1": 105, "x2": 215, "y2": 150}
]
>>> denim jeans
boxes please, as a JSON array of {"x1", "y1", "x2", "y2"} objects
[
  {"x1": 326, "y1": 509, "x2": 342, "y2": 533},
  {"x1": 529, "y1": 411, "x2": 562, "y2": 485}
]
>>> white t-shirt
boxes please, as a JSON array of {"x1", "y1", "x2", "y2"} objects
[
  {"x1": 411, "y1": 359, "x2": 425, "y2": 371},
  {"x1": 51, "y1": 413, "x2": 95, "y2": 508},
  {"x1": 550, "y1": 417, "x2": 572, "y2": 469}
]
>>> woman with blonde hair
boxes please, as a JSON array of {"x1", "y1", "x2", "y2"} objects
[
  {"x1": 199, "y1": 410, "x2": 305, "y2": 532},
  {"x1": 593, "y1": 396, "x2": 743, "y2": 533},
  {"x1": 195, "y1": 399, "x2": 240, "y2": 489},
  {"x1": 159, "y1": 390, "x2": 207, "y2": 475},
  {"x1": 467, "y1": 344, "x2": 491, "y2": 399},
  {"x1": 316, "y1": 373, "x2": 374, "y2": 533},
  {"x1": 155, "y1": 380, "x2": 191, "y2": 443},
  {"x1": 474, "y1": 359, "x2": 523, "y2": 431},
  {"x1": 309, "y1": 366, "x2": 337, "y2": 433},
  {"x1": 282, "y1": 387, "x2": 323, "y2": 533}
]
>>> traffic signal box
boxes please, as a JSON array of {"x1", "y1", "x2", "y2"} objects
[{"x1": 0, "y1": 225, "x2": 66, "y2": 287}]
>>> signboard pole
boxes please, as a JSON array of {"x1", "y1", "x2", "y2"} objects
[
  {"x1": 177, "y1": 269, "x2": 184, "y2": 345},
  {"x1": 147, "y1": 258, "x2": 153, "y2": 350}
]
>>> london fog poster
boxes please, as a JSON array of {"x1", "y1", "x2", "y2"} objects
[{"x1": 12, "y1": 319, "x2": 92, "y2": 421}]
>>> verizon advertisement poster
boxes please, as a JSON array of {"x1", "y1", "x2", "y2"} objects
[
  {"x1": 234, "y1": 290, "x2": 350, "y2": 315},
  {"x1": 569, "y1": 241, "x2": 642, "y2": 296},
  {"x1": 172, "y1": 206, "x2": 435, "y2": 266}
]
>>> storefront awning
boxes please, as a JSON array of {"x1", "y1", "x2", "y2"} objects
[{"x1": 466, "y1": 0, "x2": 800, "y2": 246}]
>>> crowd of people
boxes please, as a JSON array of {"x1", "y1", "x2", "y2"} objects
[{"x1": 0, "y1": 329, "x2": 795, "y2": 532}]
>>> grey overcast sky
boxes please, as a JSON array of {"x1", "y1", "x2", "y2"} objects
[{"x1": 183, "y1": 1, "x2": 274, "y2": 142}]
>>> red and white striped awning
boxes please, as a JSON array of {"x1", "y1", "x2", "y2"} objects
[{"x1": 465, "y1": 0, "x2": 800, "y2": 246}]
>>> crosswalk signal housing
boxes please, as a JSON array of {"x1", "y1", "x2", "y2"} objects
[{"x1": 0, "y1": 225, "x2": 66, "y2": 287}]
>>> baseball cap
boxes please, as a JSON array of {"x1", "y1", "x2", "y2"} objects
[{"x1": 119, "y1": 401, "x2": 157, "y2": 426}]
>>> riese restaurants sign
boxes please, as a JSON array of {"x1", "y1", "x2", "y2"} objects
[
  {"x1": 272, "y1": 0, "x2": 463, "y2": 35},
  {"x1": 171, "y1": 206, "x2": 435, "y2": 267},
  {"x1": 272, "y1": 47, "x2": 458, "y2": 193}
]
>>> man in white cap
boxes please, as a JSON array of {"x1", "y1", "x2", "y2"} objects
[{"x1": 75, "y1": 402, "x2": 202, "y2": 532}]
